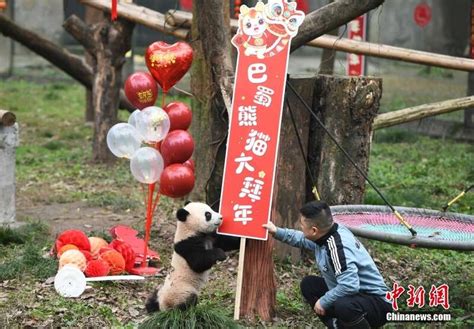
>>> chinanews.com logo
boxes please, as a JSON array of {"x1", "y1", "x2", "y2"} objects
[{"x1": 385, "y1": 282, "x2": 451, "y2": 323}]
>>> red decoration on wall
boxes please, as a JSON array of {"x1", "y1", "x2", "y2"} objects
[
  {"x1": 111, "y1": 0, "x2": 118, "y2": 21},
  {"x1": 414, "y1": 3, "x2": 432, "y2": 28}
]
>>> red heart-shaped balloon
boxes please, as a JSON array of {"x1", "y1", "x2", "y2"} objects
[
  {"x1": 160, "y1": 164, "x2": 195, "y2": 198},
  {"x1": 145, "y1": 41, "x2": 193, "y2": 93},
  {"x1": 124, "y1": 72, "x2": 158, "y2": 109},
  {"x1": 164, "y1": 102, "x2": 193, "y2": 131},
  {"x1": 161, "y1": 130, "x2": 194, "y2": 166}
]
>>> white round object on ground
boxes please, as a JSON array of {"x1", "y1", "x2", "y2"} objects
[{"x1": 54, "y1": 266, "x2": 87, "y2": 298}]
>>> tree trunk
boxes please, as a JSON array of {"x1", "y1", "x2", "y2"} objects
[
  {"x1": 190, "y1": 0, "x2": 233, "y2": 205},
  {"x1": 290, "y1": 0, "x2": 384, "y2": 52},
  {"x1": 64, "y1": 15, "x2": 134, "y2": 163},
  {"x1": 272, "y1": 78, "x2": 313, "y2": 261},
  {"x1": 84, "y1": 6, "x2": 103, "y2": 123},
  {"x1": 90, "y1": 20, "x2": 134, "y2": 163},
  {"x1": 307, "y1": 75, "x2": 382, "y2": 205}
]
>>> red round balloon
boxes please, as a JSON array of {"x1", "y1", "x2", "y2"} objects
[
  {"x1": 164, "y1": 102, "x2": 192, "y2": 131},
  {"x1": 183, "y1": 159, "x2": 195, "y2": 172},
  {"x1": 145, "y1": 41, "x2": 193, "y2": 93},
  {"x1": 160, "y1": 164, "x2": 195, "y2": 198},
  {"x1": 161, "y1": 130, "x2": 194, "y2": 165},
  {"x1": 124, "y1": 72, "x2": 158, "y2": 109}
]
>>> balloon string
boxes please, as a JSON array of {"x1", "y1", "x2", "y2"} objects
[
  {"x1": 141, "y1": 183, "x2": 156, "y2": 267},
  {"x1": 141, "y1": 184, "x2": 147, "y2": 210},
  {"x1": 151, "y1": 192, "x2": 161, "y2": 223},
  {"x1": 161, "y1": 92, "x2": 167, "y2": 108}
]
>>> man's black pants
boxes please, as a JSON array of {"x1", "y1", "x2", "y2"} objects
[{"x1": 300, "y1": 276, "x2": 392, "y2": 328}]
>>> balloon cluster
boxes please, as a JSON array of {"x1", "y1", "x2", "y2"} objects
[{"x1": 108, "y1": 41, "x2": 195, "y2": 198}]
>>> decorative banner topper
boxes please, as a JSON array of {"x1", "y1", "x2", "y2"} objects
[{"x1": 218, "y1": 0, "x2": 304, "y2": 240}]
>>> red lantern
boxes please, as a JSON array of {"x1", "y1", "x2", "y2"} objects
[
  {"x1": 145, "y1": 41, "x2": 193, "y2": 93},
  {"x1": 161, "y1": 130, "x2": 194, "y2": 165},
  {"x1": 183, "y1": 159, "x2": 195, "y2": 172},
  {"x1": 160, "y1": 164, "x2": 195, "y2": 198},
  {"x1": 124, "y1": 72, "x2": 158, "y2": 109},
  {"x1": 164, "y1": 102, "x2": 192, "y2": 131}
]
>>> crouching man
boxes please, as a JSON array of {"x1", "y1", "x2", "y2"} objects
[{"x1": 263, "y1": 201, "x2": 392, "y2": 328}]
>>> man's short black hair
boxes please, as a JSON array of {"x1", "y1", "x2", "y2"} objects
[{"x1": 300, "y1": 201, "x2": 333, "y2": 230}]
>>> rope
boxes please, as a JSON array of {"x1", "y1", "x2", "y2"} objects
[
  {"x1": 285, "y1": 97, "x2": 321, "y2": 201},
  {"x1": 286, "y1": 79, "x2": 417, "y2": 237}
]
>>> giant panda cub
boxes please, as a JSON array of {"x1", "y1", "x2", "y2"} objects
[{"x1": 146, "y1": 201, "x2": 239, "y2": 312}]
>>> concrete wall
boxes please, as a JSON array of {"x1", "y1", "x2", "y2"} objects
[
  {"x1": 368, "y1": 0, "x2": 470, "y2": 57},
  {"x1": 13, "y1": 0, "x2": 64, "y2": 67},
  {"x1": 0, "y1": 2, "x2": 13, "y2": 76}
]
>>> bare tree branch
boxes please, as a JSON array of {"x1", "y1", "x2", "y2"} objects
[
  {"x1": 0, "y1": 13, "x2": 134, "y2": 111},
  {"x1": 291, "y1": 0, "x2": 385, "y2": 52}
]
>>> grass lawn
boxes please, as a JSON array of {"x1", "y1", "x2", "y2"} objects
[{"x1": 0, "y1": 68, "x2": 472, "y2": 328}]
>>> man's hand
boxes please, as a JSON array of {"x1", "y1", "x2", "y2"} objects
[
  {"x1": 262, "y1": 221, "x2": 277, "y2": 235},
  {"x1": 314, "y1": 299, "x2": 326, "y2": 316}
]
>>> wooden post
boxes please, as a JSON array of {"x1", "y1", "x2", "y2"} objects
[
  {"x1": 307, "y1": 75, "x2": 382, "y2": 205},
  {"x1": 240, "y1": 237, "x2": 276, "y2": 321},
  {"x1": 233, "y1": 237, "x2": 246, "y2": 320}
]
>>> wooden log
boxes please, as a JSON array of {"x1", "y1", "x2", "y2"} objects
[
  {"x1": 308, "y1": 75, "x2": 382, "y2": 205},
  {"x1": 373, "y1": 96, "x2": 474, "y2": 130},
  {"x1": 80, "y1": 0, "x2": 190, "y2": 39},
  {"x1": 0, "y1": 110, "x2": 15, "y2": 126},
  {"x1": 308, "y1": 35, "x2": 474, "y2": 72},
  {"x1": 0, "y1": 13, "x2": 133, "y2": 111},
  {"x1": 0, "y1": 13, "x2": 91, "y2": 88}
]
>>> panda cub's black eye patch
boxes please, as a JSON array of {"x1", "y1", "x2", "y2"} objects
[{"x1": 205, "y1": 212, "x2": 212, "y2": 221}]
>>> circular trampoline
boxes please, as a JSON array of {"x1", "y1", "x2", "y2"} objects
[{"x1": 330, "y1": 205, "x2": 474, "y2": 251}]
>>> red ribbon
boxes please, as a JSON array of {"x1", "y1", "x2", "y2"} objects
[{"x1": 111, "y1": 0, "x2": 118, "y2": 21}]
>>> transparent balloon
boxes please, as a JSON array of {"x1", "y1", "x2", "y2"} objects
[
  {"x1": 130, "y1": 147, "x2": 164, "y2": 184},
  {"x1": 128, "y1": 109, "x2": 142, "y2": 128},
  {"x1": 128, "y1": 110, "x2": 145, "y2": 140},
  {"x1": 135, "y1": 106, "x2": 170, "y2": 143},
  {"x1": 106, "y1": 123, "x2": 143, "y2": 159}
]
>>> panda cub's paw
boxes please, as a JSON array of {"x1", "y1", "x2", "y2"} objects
[
  {"x1": 216, "y1": 248, "x2": 226, "y2": 261},
  {"x1": 145, "y1": 289, "x2": 160, "y2": 313}
]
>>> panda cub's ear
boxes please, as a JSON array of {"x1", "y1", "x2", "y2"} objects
[
  {"x1": 184, "y1": 200, "x2": 192, "y2": 206},
  {"x1": 176, "y1": 208, "x2": 190, "y2": 222}
]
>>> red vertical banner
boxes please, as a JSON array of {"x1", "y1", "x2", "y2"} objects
[
  {"x1": 218, "y1": 1, "x2": 304, "y2": 240},
  {"x1": 347, "y1": 15, "x2": 367, "y2": 76}
]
